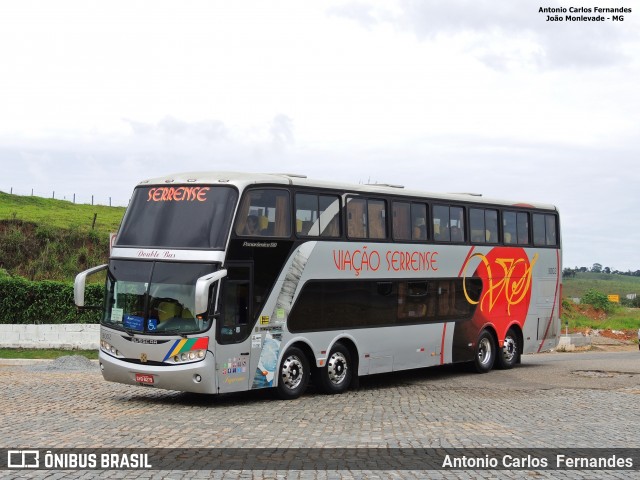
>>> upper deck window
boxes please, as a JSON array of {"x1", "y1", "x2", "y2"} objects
[
  {"x1": 115, "y1": 185, "x2": 238, "y2": 249},
  {"x1": 533, "y1": 213, "x2": 558, "y2": 246},
  {"x1": 470, "y1": 208, "x2": 498, "y2": 244},
  {"x1": 503, "y1": 211, "x2": 530, "y2": 245},
  {"x1": 433, "y1": 205, "x2": 465, "y2": 242},
  {"x1": 392, "y1": 202, "x2": 428, "y2": 241},
  {"x1": 346, "y1": 197, "x2": 387, "y2": 240},
  {"x1": 295, "y1": 193, "x2": 341, "y2": 237},
  {"x1": 235, "y1": 189, "x2": 291, "y2": 238}
]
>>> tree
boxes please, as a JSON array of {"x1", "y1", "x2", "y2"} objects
[
  {"x1": 581, "y1": 289, "x2": 613, "y2": 313},
  {"x1": 591, "y1": 263, "x2": 602, "y2": 273}
]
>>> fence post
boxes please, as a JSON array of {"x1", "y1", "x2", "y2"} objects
[
  {"x1": 91, "y1": 195, "x2": 94, "y2": 205},
  {"x1": 92, "y1": 213, "x2": 97, "y2": 230}
]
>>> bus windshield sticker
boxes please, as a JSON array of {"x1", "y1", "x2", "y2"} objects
[{"x1": 110, "y1": 308, "x2": 123, "y2": 323}]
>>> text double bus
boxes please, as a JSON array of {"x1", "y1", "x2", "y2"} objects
[{"x1": 75, "y1": 172, "x2": 561, "y2": 399}]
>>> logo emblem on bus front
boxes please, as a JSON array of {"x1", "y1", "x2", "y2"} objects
[{"x1": 140, "y1": 353, "x2": 148, "y2": 363}]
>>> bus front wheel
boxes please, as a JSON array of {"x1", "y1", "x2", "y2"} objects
[
  {"x1": 319, "y1": 343, "x2": 352, "y2": 394},
  {"x1": 276, "y1": 347, "x2": 309, "y2": 400},
  {"x1": 473, "y1": 330, "x2": 496, "y2": 373}
]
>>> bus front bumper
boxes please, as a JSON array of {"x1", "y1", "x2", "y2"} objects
[{"x1": 99, "y1": 350, "x2": 217, "y2": 394}]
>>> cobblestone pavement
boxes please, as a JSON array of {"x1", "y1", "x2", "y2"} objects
[{"x1": 1, "y1": 350, "x2": 639, "y2": 479}]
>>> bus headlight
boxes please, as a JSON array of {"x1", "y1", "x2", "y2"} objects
[
  {"x1": 100, "y1": 340, "x2": 120, "y2": 357},
  {"x1": 172, "y1": 349, "x2": 206, "y2": 363}
]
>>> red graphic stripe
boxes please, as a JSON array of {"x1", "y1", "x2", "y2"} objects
[
  {"x1": 440, "y1": 323, "x2": 447, "y2": 365},
  {"x1": 193, "y1": 337, "x2": 209, "y2": 350},
  {"x1": 458, "y1": 246, "x2": 476, "y2": 277}
]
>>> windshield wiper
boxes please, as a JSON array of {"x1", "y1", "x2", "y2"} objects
[{"x1": 157, "y1": 328, "x2": 190, "y2": 338}]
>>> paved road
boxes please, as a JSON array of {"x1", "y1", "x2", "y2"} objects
[{"x1": 1, "y1": 350, "x2": 639, "y2": 479}]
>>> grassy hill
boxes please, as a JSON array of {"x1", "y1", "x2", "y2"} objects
[
  {"x1": 562, "y1": 272, "x2": 640, "y2": 333},
  {"x1": 562, "y1": 272, "x2": 640, "y2": 301},
  {"x1": 0, "y1": 191, "x2": 125, "y2": 281}
]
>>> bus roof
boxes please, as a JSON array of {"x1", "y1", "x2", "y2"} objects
[{"x1": 137, "y1": 171, "x2": 558, "y2": 211}]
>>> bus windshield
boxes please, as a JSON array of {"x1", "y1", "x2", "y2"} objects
[
  {"x1": 103, "y1": 260, "x2": 217, "y2": 335},
  {"x1": 116, "y1": 185, "x2": 238, "y2": 249}
]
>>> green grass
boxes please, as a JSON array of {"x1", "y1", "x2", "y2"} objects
[
  {"x1": 0, "y1": 348, "x2": 98, "y2": 360},
  {"x1": 563, "y1": 299, "x2": 640, "y2": 333},
  {"x1": 0, "y1": 192, "x2": 126, "y2": 281},
  {"x1": 0, "y1": 191, "x2": 125, "y2": 237},
  {"x1": 567, "y1": 316, "x2": 640, "y2": 333},
  {"x1": 563, "y1": 272, "x2": 640, "y2": 300}
]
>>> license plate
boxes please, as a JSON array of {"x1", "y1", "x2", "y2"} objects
[{"x1": 135, "y1": 373, "x2": 154, "y2": 385}]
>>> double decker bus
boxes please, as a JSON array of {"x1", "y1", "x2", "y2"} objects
[{"x1": 75, "y1": 172, "x2": 561, "y2": 399}]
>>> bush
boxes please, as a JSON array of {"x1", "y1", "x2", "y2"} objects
[
  {"x1": 581, "y1": 289, "x2": 613, "y2": 313},
  {"x1": 0, "y1": 276, "x2": 103, "y2": 324}
]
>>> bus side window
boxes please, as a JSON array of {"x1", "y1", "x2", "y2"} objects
[
  {"x1": 532, "y1": 213, "x2": 546, "y2": 246},
  {"x1": 517, "y1": 212, "x2": 529, "y2": 245},
  {"x1": 393, "y1": 202, "x2": 427, "y2": 241},
  {"x1": 471, "y1": 208, "x2": 498, "y2": 244},
  {"x1": 503, "y1": 211, "x2": 517, "y2": 244},
  {"x1": 545, "y1": 215, "x2": 557, "y2": 246},
  {"x1": 235, "y1": 189, "x2": 291, "y2": 238},
  {"x1": 319, "y1": 195, "x2": 341, "y2": 237},
  {"x1": 450, "y1": 206, "x2": 464, "y2": 242},
  {"x1": 368, "y1": 200, "x2": 387, "y2": 239},
  {"x1": 347, "y1": 198, "x2": 367, "y2": 238},
  {"x1": 433, "y1": 205, "x2": 450, "y2": 241},
  {"x1": 470, "y1": 208, "x2": 485, "y2": 243},
  {"x1": 433, "y1": 205, "x2": 463, "y2": 242},
  {"x1": 393, "y1": 202, "x2": 411, "y2": 241},
  {"x1": 295, "y1": 193, "x2": 341, "y2": 238},
  {"x1": 532, "y1": 213, "x2": 557, "y2": 246},
  {"x1": 411, "y1": 203, "x2": 427, "y2": 241},
  {"x1": 485, "y1": 209, "x2": 498, "y2": 243}
]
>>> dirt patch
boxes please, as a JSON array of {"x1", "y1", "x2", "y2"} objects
[
  {"x1": 591, "y1": 342, "x2": 638, "y2": 353},
  {"x1": 572, "y1": 370, "x2": 640, "y2": 378}
]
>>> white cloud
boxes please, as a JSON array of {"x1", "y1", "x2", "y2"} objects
[{"x1": 0, "y1": 0, "x2": 638, "y2": 270}]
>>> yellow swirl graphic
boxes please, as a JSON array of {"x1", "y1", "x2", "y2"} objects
[{"x1": 463, "y1": 252, "x2": 538, "y2": 316}]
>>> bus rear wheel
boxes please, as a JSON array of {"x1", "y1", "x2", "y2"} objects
[
  {"x1": 496, "y1": 328, "x2": 520, "y2": 370},
  {"x1": 473, "y1": 330, "x2": 496, "y2": 373},
  {"x1": 319, "y1": 343, "x2": 352, "y2": 394},
  {"x1": 276, "y1": 347, "x2": 309, "y2": 400}
]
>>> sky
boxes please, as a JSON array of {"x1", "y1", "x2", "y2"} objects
[{"x1": 1, "y1": 0, "x2": 638, "y2": 271}]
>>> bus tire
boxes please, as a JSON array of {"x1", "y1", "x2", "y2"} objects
[
  {"x1": 319, "y1": 343, "x2": 352, "y2": 394},
  {"x1": 473, "y1": 330, "x2": 496, "y2": 373},
  {"x1": 276, "y1": 347, "x2": 309, "y2": 400},
  {"x1": 496, "y1": 328, "x2": 520, "y2": 370}
]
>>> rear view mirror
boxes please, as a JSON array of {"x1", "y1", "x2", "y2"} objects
[
  {"x1": 74, "y1": 264, "x2": 107, "y2": 308},
  {"x1": 194, "y1": 269, "x2": 228, "y2": 316}
]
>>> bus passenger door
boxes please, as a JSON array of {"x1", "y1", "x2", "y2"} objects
[{"x1": 216, "y1": 264, "x2": 253, "y2": 394}]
